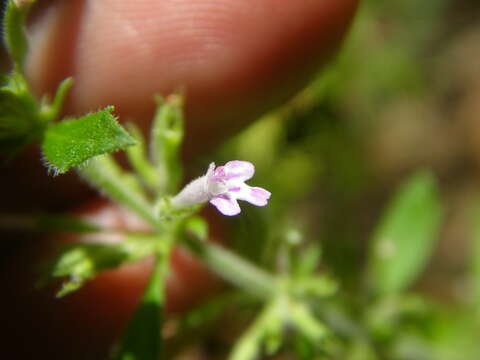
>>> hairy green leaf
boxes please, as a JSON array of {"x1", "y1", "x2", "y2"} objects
[
  {"x1": 44, "y1": 234, "x2": 157, "y2": 297},
  {"x1": 42, "y1": 106, "x2": 136, "y2": 174},
  {"x1": 368, "y1": 171, "x2": 443, "y2": 295}
]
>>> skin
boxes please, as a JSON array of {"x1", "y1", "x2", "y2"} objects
[
  {"x1": 26, "y1": 0, "x2": 359, "y2": 157},
  {"x1": 1, "y1": 201, "x2": 223, "y2": 359},
  {"x1": 1, "y1": 0, "x2": 359, "y2": 358}
]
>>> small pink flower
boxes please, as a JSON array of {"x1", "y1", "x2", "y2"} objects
[
  {"x1": 171, "y1": 161, "x2": 271, "y2": 216},
  {"x1": 206, "y1": 161, "x2": 271, "y2": 216}
]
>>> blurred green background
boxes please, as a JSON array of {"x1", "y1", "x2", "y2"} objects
[{"x1": 187, "y1": 0, "x2": 480, "y2": 358}]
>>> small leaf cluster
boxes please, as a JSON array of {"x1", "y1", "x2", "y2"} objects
[
  {"x1": 0, "y1": 72, "x2": 44, "y2": 154},
  {"x1": 43, "y1": 234, "x2": 160, "y2": 297},
  {"x1": 1, "y1": 1, "x2": 135, "y2": 171},
  {"x1": 224, "y1": 170, "x2": 445, "y2": 360},
  {"x1": 43, "y1": 96, "x2": 191, "y2": 360}
]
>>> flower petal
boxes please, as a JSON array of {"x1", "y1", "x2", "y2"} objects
[
  {"x1": 210, "y1": 195, "x2": 241, "y2": 216},
  {"x1": 235, "y1": 185, "x2": 271, "y2": 207},
  {"x1": 224, "y1": 161, "x2": 255, "y2": 182}
]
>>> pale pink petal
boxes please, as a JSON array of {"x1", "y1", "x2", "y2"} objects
[
  {"x1": 235, "y1": 185, "x2": 271, "y2": 207},
  {"x1": 210, "y1": 195, "x2": 241, "y2": 216},
  {"x1": 224, "y1": 161, "x2": 255, "y2": 182},
  {"x1": 211, "y1": 165, "x2": 226, "y2": 182}
]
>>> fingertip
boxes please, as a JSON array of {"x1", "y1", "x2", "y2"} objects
[
  {"x1": 26, "y1": 0, "x2": 84, "y2": 98},
  {"x1": 26, "y1": 0, "x2": 360, "y2": 157}
]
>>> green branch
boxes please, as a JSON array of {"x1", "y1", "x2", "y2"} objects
[{"x1": 184, "y1": 237, "x2": 277, "y2": 299}]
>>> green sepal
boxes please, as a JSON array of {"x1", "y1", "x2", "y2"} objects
[
  {"x1": 42, "y1": 106, "x2": 136, "y2": 175},
  {"x1": 125, "y1": 122, "x2": 161, "y2": 190},
  {"x1": 39, "y1": 77, "x2": 74, "y2": 123},
  {"x1": 150, "y1": 94, "x2": 184, "y2": 194},
  {"x1": 156, "y1": 197, "x2": 201, "y2": 222}
]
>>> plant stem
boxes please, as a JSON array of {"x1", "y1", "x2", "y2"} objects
[
  {"x1": 81, "y1": 154, "x2": 277, "y2": 299},
  {"x1": 124, "y1": 123, "x2": 161, "y2": 191},
  {"x1": 184, "y1": 237, "x2": 277, "y2": 299},
  {"x1": 229, "y1": 295, "x2": 285, "y2": 360},
  {"x1": 113, "y1": 251, "x2": 169, "y2": 360},
  {"x1": 79, "y1": 155, "x2": 159, "y2": 229}
]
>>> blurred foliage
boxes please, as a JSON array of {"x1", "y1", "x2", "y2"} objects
[
  {"x1": 188, "y1": 0, "x2": 480, "y2": 358},
  {"x1": 368, "y1": 172, "x2": 443, "y2": 296}
]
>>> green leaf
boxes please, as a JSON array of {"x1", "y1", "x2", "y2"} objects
[
  {"x1": 0, "y1": 71, "x2": 45, "y2": 154},
  {"x1": 44, "y1": 234, "x2": 157, "y2": 297},
  {"x1": 150, "y1": 94, "x2": 184, "y2": 194},
  {"x1": 3, "y1": 0, "x2": 33, "y2": 70},
  {"x1": 294, "y1": 242, "x2": 322, "y2": 277},
  {"x1": 113, "y1": 254, "x2": 168, "y2": 360},
  {"x1": 2, "y1": 70, "x2": 30, "y2": 95},
  {"x1": 230, "y1": 297, "x2": 285, "y2": 360},
  {"x1": 296, "y1": 275, "x2": 338, "y2": 299},
  {"x1": 180, "y1": 292, "x2": 238, "y2": 330},
  {"x1": 0, "y1": 85, "x2": 42, "y2": 154},
  {"x1": 368, "y1": 171, "x2": 443, "y2": 295},
  {"x1": 42, "y1": 106, "x2": 136, "y2": 174},
  {"x1": 36, "y1": 214, "x2": 101, "y2": 233},
  {"x1": 0, "y1": 213, "x2": 100, "y2": 233},
  {"x1": 0, "y1": 73, "x2": 73, "y2": 155}
]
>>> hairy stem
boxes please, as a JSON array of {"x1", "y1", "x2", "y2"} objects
[{"x1": 184, "y1": 236, "x2": 277, "y2": 299}]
